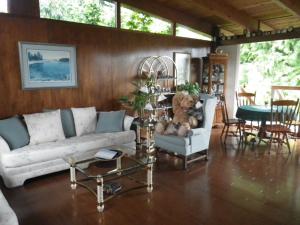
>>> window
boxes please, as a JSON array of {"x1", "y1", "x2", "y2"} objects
[
  {"x1": 121, "y1": 5, "x2": 172, "y2": 35},
  {"x1": 0, "y1": 0, "x2": 7, "y2": 13},
  {"x1": 40, "y1": 0, "x2": 116, "y2": 28},
  {"x1": 176, "y1": 24, "x2": 212, "y2": 41}
]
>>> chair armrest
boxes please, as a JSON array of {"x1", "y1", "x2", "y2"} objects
[
  {"x1": 0, "y1": 137, "x2": 10, "y2": 154},
  {"x1": 187, "y1": 128, "x2": 211, "y2": 152},
  {"x1": 187, "y1": 128, "x2": 207, "y2": 137}
]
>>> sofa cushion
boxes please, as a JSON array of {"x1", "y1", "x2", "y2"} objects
[
  {"x1": 0, "y1": 117, "x2": 30, "y2": 150},
  {"x1": 61, "y1": 109, "x2": 77, "y2": 138},
  {"x1": 154, "y1": 134, "x2": 189, "y2": 147},
  {"x1": 0, "y1": 190, "x2": 18, "y2": 225},
  {"x1": 96, "y1": 110, "x2": 125, "y2": 133},
  {"x1": 24, "y1": 110, "x2": 65, "y2": 145},
  {"x1": 71, "y1": 107, "x2": 97, "y2": 136},
  {"x1": 124, "y1": 115, "x2": 134, "y2": 131},
  {"x1": 154, "y1": 134, "x2": 190, "y2": 156},
  {"x1": 44, "y1": 109, "x2": 77, "y2": 138},
  {"x1": 0, "y1": 130, "x2": 136, "y2": 168}
]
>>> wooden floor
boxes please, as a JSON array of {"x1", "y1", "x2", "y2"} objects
[{"x1": 1, "y1": 128, "x2": 300, "y2": 225}]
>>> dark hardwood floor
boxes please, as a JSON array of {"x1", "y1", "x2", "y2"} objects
[{"x1": 1, "y1": 128, "x2": 300, "y2": 225}]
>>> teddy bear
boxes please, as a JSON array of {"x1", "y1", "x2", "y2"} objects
[{"x1": 155, "y1": 92, "x2": 203, "y2": 137}]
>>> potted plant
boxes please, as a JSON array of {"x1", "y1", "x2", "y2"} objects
[
  {"x1": 119, "y1": 75, "x2": 156, "y2": 118},
  {"x1": 176, "y1": 82, "x2": 200, "y2": 96}
]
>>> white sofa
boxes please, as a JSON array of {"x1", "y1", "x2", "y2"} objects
[
  {"x1": 0, "y1": 130, "x2": 136, "y2": 188},
  {"x1": 0, "y1": 189, "x2": 18, "y2": 225}
]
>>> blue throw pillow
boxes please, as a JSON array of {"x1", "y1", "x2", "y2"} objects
[
  {"x1": 0, "y1": 117, "x2": 30, "y2": 150},
  {"x1": 96, "y1": 110, "x2": 125, "y2": 133},
  {"x1": 61, "y1": 109, "x2": 76, "y2": 138}
]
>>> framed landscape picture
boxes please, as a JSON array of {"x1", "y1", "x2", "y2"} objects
[
  {"x1": 174, "y1": 52, "x2": 191, "y2": 85},
  {"x1": 18, "y1": 42, "x2": 78, "y2": 89}
]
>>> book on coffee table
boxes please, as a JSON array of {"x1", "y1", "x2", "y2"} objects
[
  {"x1": 94, "y1": 149, "x2": 118, "y2": 160},
  {"x1": 104, "y1": 182, "x2": 122, "y2": 194}
]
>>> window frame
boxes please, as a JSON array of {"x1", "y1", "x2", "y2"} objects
[{"x1": 176, "y1": 24, "x2": 212, "y2": 41}]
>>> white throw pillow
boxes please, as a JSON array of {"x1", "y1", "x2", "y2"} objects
[
  {"x1": 124, "y1": 115, "x2": 134, "y2": 131},
  {"x1": 71, "y1": 107, "x2": 97, "y2": 136},
  {"x1": 24, "y1": 110, "x2": 65, "y2": 145}
]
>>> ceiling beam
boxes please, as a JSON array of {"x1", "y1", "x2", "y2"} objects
[
  {"x1": 117, "y1": 0, "x2": 214, "y2": 35},
  {"x1": 219, "y1": 27, "x2": 300, "y2": 45},
  {"x1": 220, "y1": 28, "x2": 235, "y2": 36},
  {"x1": 273, "y1": 0, "x2": 300, "y2": 17},
  {"x1": 191, "y1": 0, "x2": 275, "y2": 31}
]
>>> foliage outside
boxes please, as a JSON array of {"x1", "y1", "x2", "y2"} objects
[
  {"x1": 121, "y1": 6, "x2": 172, "y2": 35},
  {"x1": 239, "y1": 39, "x2": 300, "y2": 104},
  {"x1": 40, "y1": 0, "x2": 116, "y2": 27}
]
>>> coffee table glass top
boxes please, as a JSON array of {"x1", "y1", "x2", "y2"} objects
[{"x1": 65, "y1": 145, "x2": 134, "y2": 164}]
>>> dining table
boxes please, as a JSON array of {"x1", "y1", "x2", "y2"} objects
[
  {"x1": 236, "y1": 104, "x2": 300, "y2": 140},
  {"x1": 235, "y1": 105, "x2": 273, "y2": 144},
  {"x1": 236, "y1": 105, "x2": 272, "y2": 126}
]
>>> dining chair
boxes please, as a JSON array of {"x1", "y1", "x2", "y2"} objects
[
  {"x1": 259, "y1": 99, "x2": 299, "y2": 153},
  {"x1": 236, "y1": 91, "x2": 258, "y2": 140},
  {"x1": 290, "y1": 102, "x2": 300, "y2": 140},
  {"x1": 220, "y1": 95, "x2": 245, "y2": 145},
  {"x1": 236, "y1": 91, "x2": 256, "y2": 107}
]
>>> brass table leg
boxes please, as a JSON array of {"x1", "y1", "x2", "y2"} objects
[
  {"x1": 147, "y1": 157, "x2": 154, "y2": 193},
  {"x1": 97, "y1": 176, "x2": 104, "y2": 212},
  {"x1": 70, "y1": 165, "x2": 77, "y2": 190}
]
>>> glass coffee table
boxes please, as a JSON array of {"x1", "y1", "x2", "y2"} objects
[{"x1": 64, "y1": 145, "x2": 155, "y2": 212}]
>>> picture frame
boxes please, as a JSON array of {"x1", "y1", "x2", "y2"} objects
[
  {"x1": 18, "y1": 42, "x2": 78, "y2": 89},
  {"x1": 174, "y1": 52, "x2": 191, "y2": 85}
]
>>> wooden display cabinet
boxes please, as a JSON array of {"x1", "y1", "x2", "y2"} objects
[
  {"x1": 202, "y1": 53, "x2": 228, "y2": 96},
  {"x1": 202, "y1": 53, "x2": 229, "y2": 126}
]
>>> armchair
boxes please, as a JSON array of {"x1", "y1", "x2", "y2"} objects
[{"x1": 154, "y1": 94, "x2": 217, "y2": 169}]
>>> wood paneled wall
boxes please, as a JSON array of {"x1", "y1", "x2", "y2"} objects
[{"x1": 0, "y1": 13, "x2": 210, "y2": 118}]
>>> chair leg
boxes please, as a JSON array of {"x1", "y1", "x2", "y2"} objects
[
  {"x1": 237, "y1": 123, "x2": 243, "y2": 145},
  {"x1": 268, "y1": 132, "x2": 274, "y2": 154},
  {"x1": 224, "y1": 125, "x2": 229, "y2": 144},
  {"x1": 183, "y1": 156, "x2": 188, "y2": 170},
  {"x1": 242, "y1": 124, "x2": 248, "y2": 144},
  {"x1": 220, "y1": 124, "x2": 226, "y2": 143},
  {"x1": 258, "y1": 129, "x2": 263, "y2": 145},
  {"x1": 284, "y1": 133, "x2": 291, "y2": 153},
  {"x1": 277, "y1": 133, "x2": 281, "y2": 149}
]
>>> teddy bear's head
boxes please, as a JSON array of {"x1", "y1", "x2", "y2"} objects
[
  {"x1": 172, "y1": 92, "x2": 195, "y2": 112},
  {"x1": 180, "y1": 95, "x2": 195, "y2": 110}
]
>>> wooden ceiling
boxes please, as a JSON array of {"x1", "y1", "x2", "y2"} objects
[{"x1": 137, "y1": 0, "x2": 300, "y2": 36}]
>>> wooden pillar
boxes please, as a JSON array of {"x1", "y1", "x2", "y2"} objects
[
  {"x1": 7, "y1": 0, "x2": 40, "y2": 17},
  {"x1": 211, "y1": 26, "x2": 220, "y2": 53},
  {"x1": 116, "y1": 1, "x2": 121, "y2": 29},
  {"x1": 173, "y1": 22, "x2": 177, "y2": 37}
]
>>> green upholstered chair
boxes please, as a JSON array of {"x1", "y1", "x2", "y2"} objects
[{"x1": 154, "y1": 94, "x2": 217, "y2": 169}]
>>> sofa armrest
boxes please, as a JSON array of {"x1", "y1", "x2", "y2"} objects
[
  {"x1": 0, "y1": 190, "x2": 19, "y2": 225},
  {"x1": 0, "y1": 137, "x2": 10, "y2": 154}
]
